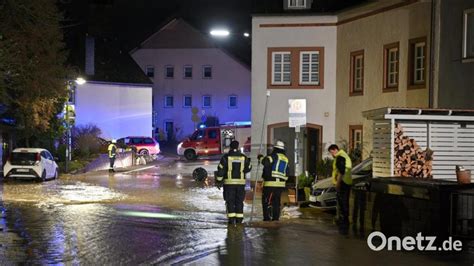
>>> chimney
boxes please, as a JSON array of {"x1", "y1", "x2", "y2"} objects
[{"x1": 85, "y1": 36, "x2": 95, "y2": 76}]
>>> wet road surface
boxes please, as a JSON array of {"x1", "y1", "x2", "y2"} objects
[{"x1": 0, "y1": 157, "x2": 473, "y2": 265}]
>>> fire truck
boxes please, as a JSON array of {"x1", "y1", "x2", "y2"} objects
[{"x1": 177, "y1": 122, "x2": 251, "y2": 160}]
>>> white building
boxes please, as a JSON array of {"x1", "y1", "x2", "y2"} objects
[
  {"x1": 74, "y1": 81, "x2": 153, "y2": 140},
  {"x1": 251, "y1": 10, "x2": 338, "y2": 175},
  {"x1": 130, "y1": 18, "x2": 251, "y2": 141}
]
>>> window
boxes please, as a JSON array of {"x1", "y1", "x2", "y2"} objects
[
  {"x1": 203, "y1": 66, "x2": 212, "y2": 79},
  {"x1": 208, "y1": 129, "x2": 218, "y2": 139},
  {"x1": 228, "y1": 95, "x2": 238, "y2": 108},
  {"x1": 144, "y1": 138, "x2": 154, "y2": 144},
  {"x1": 408, "y1": 37, "x2": 427, "y2": 88},
  {"x1": 268, "y1": 47, "x2": 324, "y2": 89},
  {"x1": 350, "y1": 125, "x2": 363, "y2": 152},
  {"x1": 165, "y1": 65, "x2": 174, "y2": 78},
  {"x1": 164, "y1": 96, "x2": 174, "y2": 108},
  {"x1": 183, "y1": 95, "x2": 192, "y2": 108},
  {"x1": 288, "y1": 0, "x2": 306, "y2": 8},
  {"x1": 463, "y1": 9, "x2": 474, "y2": 61},
  {"x1": 146, "y1": 65, "x2": 154, "y2": 78},
  {"x1": 383, "y1": 42, "x2": 399, "y2": 91},
  {"x1": 350, "y1": 50, "x2": 364, "y2": 96},
  {"x1": 300, "y1": 51, "x2": 320, "y2": 85},
  {"x1": 191, "y1": 129, "x2": 205, "y2": 140},
  {"x1": 202, "y1": 95, "x2": 212, "y2": 108},
  {"x1": 272, "y1": 52, "x2": 291, "y2": 85},
  {"x1": 184, "y1": 65, "x2": 193, "y2": 78}
]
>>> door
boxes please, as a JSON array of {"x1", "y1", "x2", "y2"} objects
[
  {"x1": 40, "y1": 151, "x2": 52, "y2": 177},
  {"x1": 306, "y1": 128, "x2": 320, "y2": 176},
  {"x1": 165, "y1": 121, "x2": 174, "y2": 142},
  {"x1": 206, "y1": 128, "x2": 220, "y2": 155}
]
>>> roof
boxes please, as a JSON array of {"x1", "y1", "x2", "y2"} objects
[
  {"x1": 364, "y1": 107, "x2": 474, "y2": 121},
  {"x1": 12, "y1": 148, "x2": 47, "y2": 153},
  {"x1": 133, "y1": 18, "x2": 217, "y2": 50},
  {"x1": 130, "y1": 18, "x2": 251, "y2": 68}
]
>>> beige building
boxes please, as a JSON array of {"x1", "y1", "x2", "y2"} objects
[{"x1": 335, "y1": 0, "x2": 432, "y2": 158}]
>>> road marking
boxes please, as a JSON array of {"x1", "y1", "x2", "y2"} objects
[{"x1": 122, "y1": 165, "x2": 156, "y2": 174}]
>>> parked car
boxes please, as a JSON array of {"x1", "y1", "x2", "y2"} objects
[
  {"x1": 309, "y1": 158, "x2": 372, "y2": 210},
  {"x1": 3, "y1": 148, "x2": 59, "y2": 181},
  {"x1": 117, "y1": 136, "x2": 160, "y2": 155}
]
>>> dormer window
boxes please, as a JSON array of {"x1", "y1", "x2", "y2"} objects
[{"x1": 288, "y1": 0, "x2": 306, "y2": 9}]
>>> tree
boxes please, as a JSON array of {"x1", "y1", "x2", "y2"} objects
[{"x1": 0, "y1": 0, "x2": 68, "y2": 146}]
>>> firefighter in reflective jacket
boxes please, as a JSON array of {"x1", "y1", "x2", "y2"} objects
[
  {"x1": 258, "y1": 140, "x2": 289, "y2": 221},
  {"x1": 108, "y1": 139, "x2": 118, "y2": 172},
  {"x1": 328, "y1": 144, "x2": 352, "y2": 235},
  {"x1": 216, "y1": 141, "x2": 252, "y2": 225}
]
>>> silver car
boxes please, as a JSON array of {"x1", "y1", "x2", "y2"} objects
[{"x1": 309, "y1": 158, "x2": 372, "y2": 210}]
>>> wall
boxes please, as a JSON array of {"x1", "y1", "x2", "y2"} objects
[
  {"x1": 336, "y1": 1, "x2": 431, "y2": 158},
  {"x1": 75, "y1": 82, "x2": 153, "y2": 140},
  {"x1": 251, "y1": 16, "x2": 338, "y2": 160},
  {"x1": 131, "y1": 48, "x2": 251, "y2": 141},
  {"x1": 436, "y1": 0, "x2": 474, "y2": 109}
]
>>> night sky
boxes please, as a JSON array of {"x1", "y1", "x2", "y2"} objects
[{"x1": 59, "y1": 0, "x2": 364, "y2": 82}]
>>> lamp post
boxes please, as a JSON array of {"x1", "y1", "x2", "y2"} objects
[{"x1": 65, "y1": 77, "x2": 85, "y2": 173}]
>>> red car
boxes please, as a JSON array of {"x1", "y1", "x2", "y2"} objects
[{"x1": 118, "y1": 136, "x2": 160, "y2": 155}]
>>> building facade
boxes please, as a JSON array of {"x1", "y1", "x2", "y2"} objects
[
  {"x1": 336, "y1": 0, "x2": 432, "y2": 158},
  {"x1": 74, "y1": 81, "x2": 153, "y2": 140},
  {"x1": 251, "y1": 14, "x2": 338, "y2": 175},
  {"x1": 131, "y1": 19, "x2": 251, "y2": 142}
]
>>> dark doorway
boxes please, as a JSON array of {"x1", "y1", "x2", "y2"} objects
[{"x1": 306, "y1": 127, "x2": 320, "y2": 176}]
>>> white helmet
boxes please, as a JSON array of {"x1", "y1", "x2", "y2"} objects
[
  {"x1": 274, "y1": 140, "x2": 285, "y2": 150},
  {"x1": 111, "y1": 139, "x2": 117, "y2": 144}
]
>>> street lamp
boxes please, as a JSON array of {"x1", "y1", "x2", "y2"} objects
[
  {"x1": 65, "y1": 77, "x2": 86, "y2": 173},
  {"x1": 243, "y1": 32, "x2": 250, "y2": 38},
  {"x1": 210, "y1": 29, "x2": 230, "y2": 37}
]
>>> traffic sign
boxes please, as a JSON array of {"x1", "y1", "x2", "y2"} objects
[{"x1": 289, "y1": 99, "x2": 306, "y2": 128}]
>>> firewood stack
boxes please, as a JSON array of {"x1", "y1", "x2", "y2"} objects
[{"x1": 394, "y1": 123, "x2": 433, "y2": 178}]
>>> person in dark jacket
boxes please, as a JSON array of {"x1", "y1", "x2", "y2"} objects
[
  {"x1": 328, "y1": 144, "x2": 352, "y2": 235},
  {"x1": 216, "y1": 141, "x2": 252, "y2": 225},
  {"x1": 258, "y1": 140, "x2": 289, "y2": 221}
]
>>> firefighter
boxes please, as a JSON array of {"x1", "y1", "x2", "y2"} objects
[
  {"x1": 328, "y1": 144, "x2": 352, "y2": 235},
  {"x1": 108, "y1": 139, "x2": 118, "y2": 172},
  {"x1": 258, "y1": 140, "x2": 289, "y2": 222},
  {"x1": 216, "y1": 140, "x2": 252, "y2": 225}
]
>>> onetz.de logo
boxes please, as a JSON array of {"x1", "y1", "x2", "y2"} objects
[{"x1": 367, "y1": 231, "x2": 463, "y2": 252}]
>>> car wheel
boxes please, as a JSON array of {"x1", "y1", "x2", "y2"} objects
[
  {"x1": 53, "y1": 169, "x2": 59, "y2": 180},
  {"x1": 184, "y1": 150, "x2": 197, "y2": 161},
  {"x1": 139, "y1": 149, "x2": 149, "y2": 155}
]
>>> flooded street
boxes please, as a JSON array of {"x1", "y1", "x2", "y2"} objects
[{"x1": 0, "y1": 157, "x2": 472, "y2": 265}]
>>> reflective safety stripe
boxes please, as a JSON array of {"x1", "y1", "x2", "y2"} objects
[
  {"x1": 227, "y1": 156, "x2": 245, "y2": 179},
  {"x1": 224, "y1": 179, "x2": 246, "y2": 185},
  {"x1": 235, "y1": 213, "x2": 244, "y2": 218},
  {"x1": 225, "y1": 156, "x2": 246, "y2": 185},
  {"x1": 271, "y1": 153, "x2": 288, "y2": 178},
  {"x1": 271, "y1": 172, "x2": 288, "y2": 180},
  {"x1": 218, "y1": 163, "x2": 224, "y2": 169},
  {"x1": 228, "y1": 213, "x2": 237, "y2": 218},
  {"x1": 263, "y1": 181, "x2": 286, "y2": 187},
  {"x1": 216, "y1": 175, "x2": 224, "y2": 181}
]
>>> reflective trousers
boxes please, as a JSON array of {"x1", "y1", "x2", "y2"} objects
[
  {"x1": 223, "y1": 185, "x2": 245, "y2": 223},
  {"x1": 262, "y1": 187, "x2": 283, "y2": 221}
]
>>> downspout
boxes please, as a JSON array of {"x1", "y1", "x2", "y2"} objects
[{"x1": 428, "y1": 0, "x2": 437, "y2": 108}]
